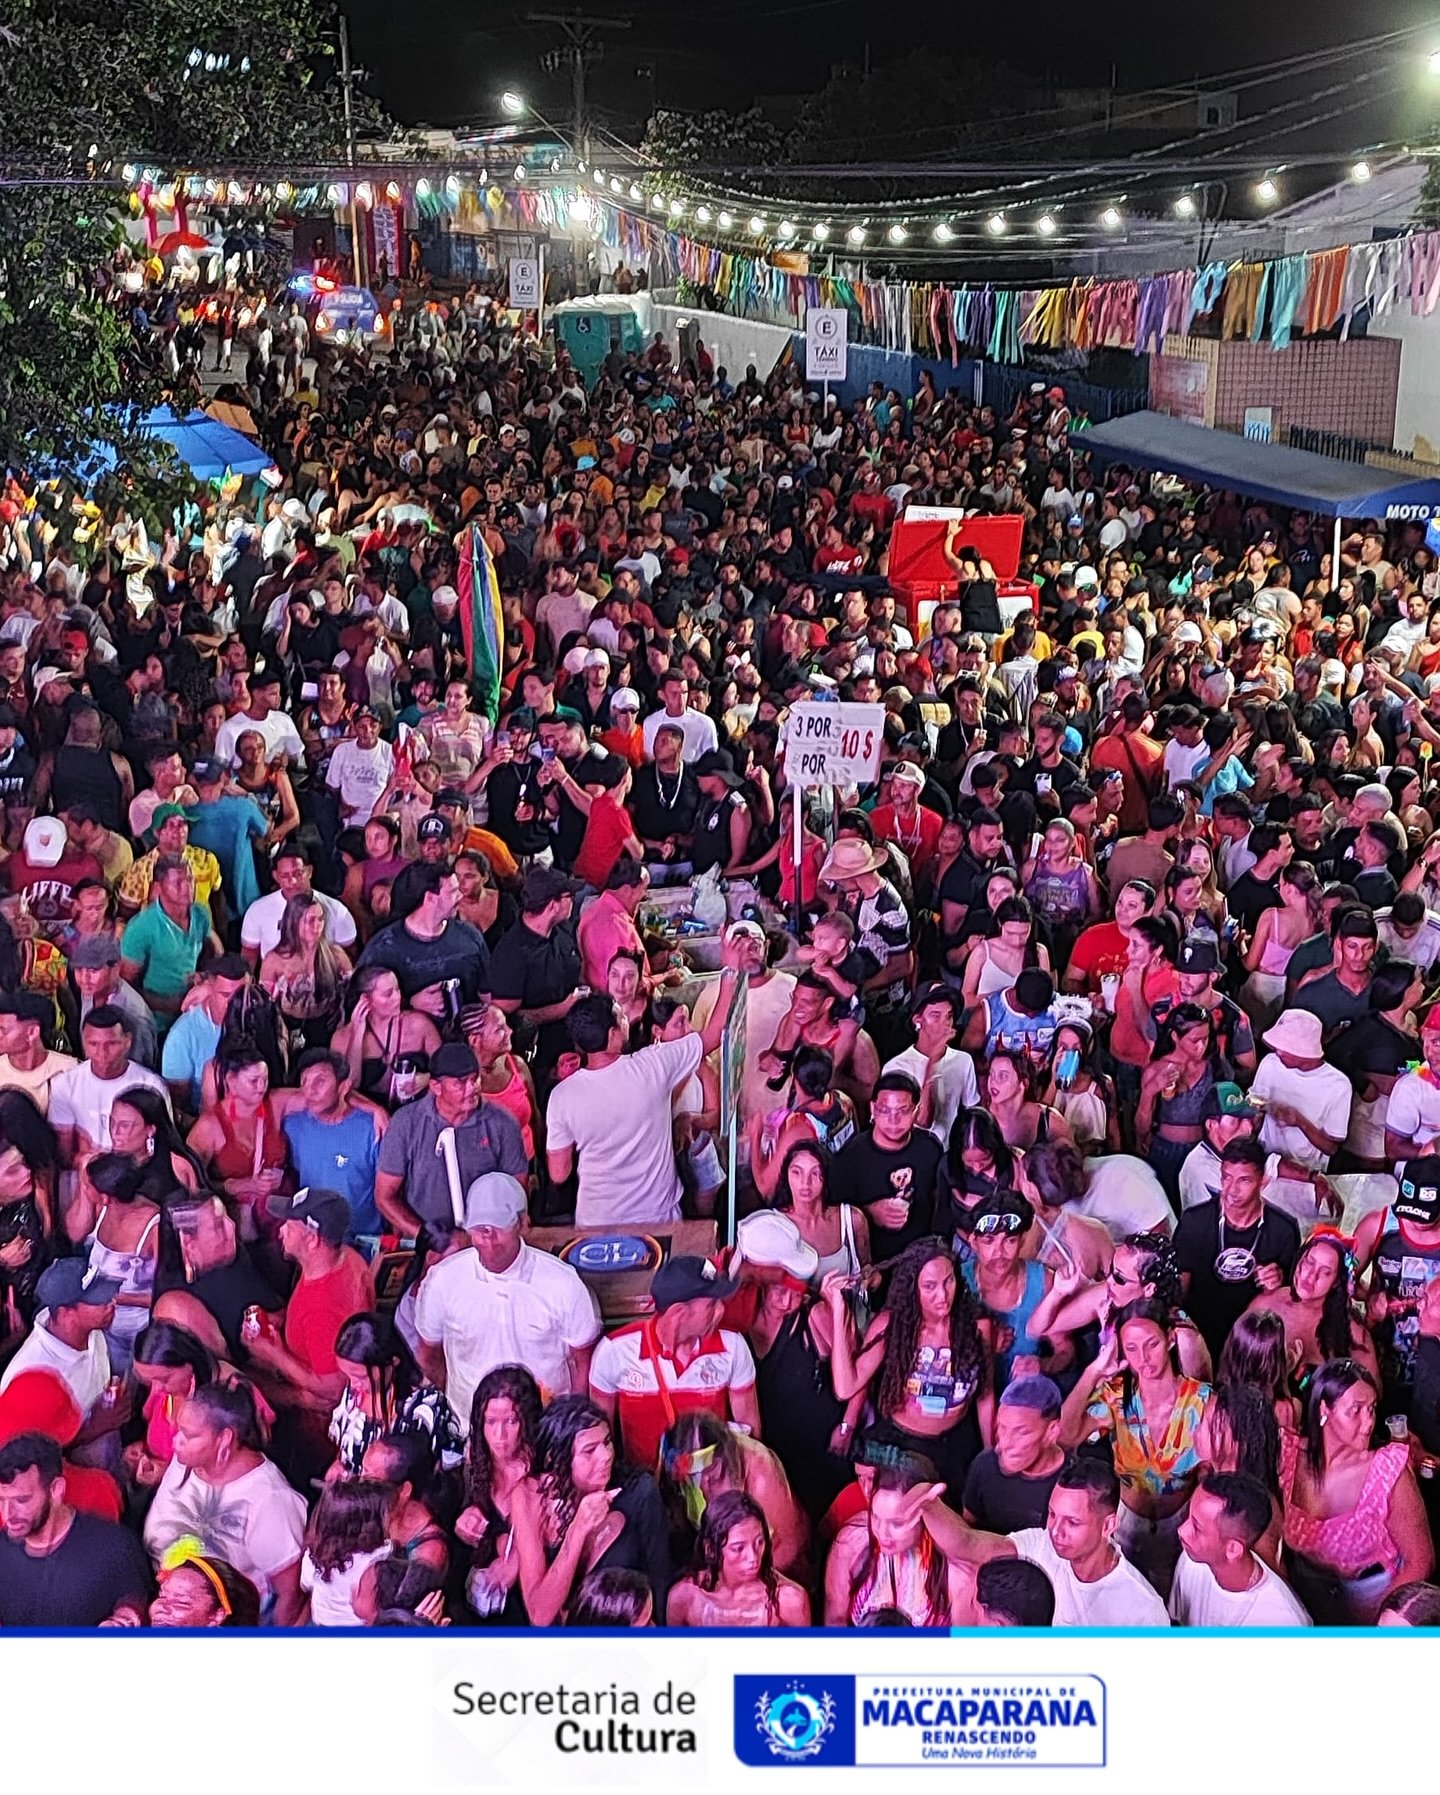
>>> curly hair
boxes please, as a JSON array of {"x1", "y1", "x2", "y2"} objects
[
  {"x1": 466, "y1": 1366, "x2": 543, "y2": 1518},
  {"x1": 536, "y1": 1395, "x2": 614, "y2": 1536},
  {"x1": 692, "y1": 1491, "x2": 780, "y2": 1617},
  {"x1": 876, "y1": 1237, "x2": 983, "y2": 1420},
  {"x1": 1120, "y1": 1232, "x2": 1183, "y2": 1310}
]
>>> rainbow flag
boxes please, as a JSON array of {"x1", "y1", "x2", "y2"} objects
[{"x1": 456, "y1": 522, "x2": 504, "y2": 722}]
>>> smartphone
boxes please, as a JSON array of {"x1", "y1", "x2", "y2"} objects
[
  {"x1": 495, "y1": 731, "x2": 511, "y2": 750},
  {"x1": 539, "y1": 745, "x2": 556, "y2": 764}
]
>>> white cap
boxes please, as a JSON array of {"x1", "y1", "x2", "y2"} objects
[
  {"x1": 583, "y1": 648, "x2": 610, "y2": 670},
  {"x1": 734, "y1": 1209, "x2": 819, "y2": 1280},
  {"x1": 563, "y1": 646, "x2": 589, "y2": 676},
  {"x1": 432, "y1": 584, "x2": 460, "y2": 610},
  {"x1": 281, "y1": 498, "x2": 308, "y2": 524},
  {"x1": 23, "y1": 816, "x2": 66, "y2": 868},
  {"x1": 610, "y1": 687, "x2": 641, "y2": 711},
  {"x1": 463, "y1": 1172, "x2": 528, "y2": 1230},
  {"x1": 1174, "y1": 621, "x2": 1204, "y2": 645},
  {"x1": 1074, "y1": 566, "x2": 1100, "y2": 593}
]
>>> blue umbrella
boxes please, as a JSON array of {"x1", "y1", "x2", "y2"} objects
[{"x1": 136, "y1": 407, "x2": 275, "y2": 481}]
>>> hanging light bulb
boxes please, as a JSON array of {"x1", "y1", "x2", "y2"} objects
[
  {"x1": 695, "y1": 205, "x2": 711, "y2": 223},
  {"x1": 987, "y1": 213, "x2": 1007, "y2": 235},
  {"x1": 355, "y1": 182, "x2": 373, "y2": 209},
  {"x1": 1352, "y1": 160, "x2": 1372, "y2": 182},
  {"x1": 812, "y1": 221, "x2": 829, "y2": 240},
  {"x1": 1175, "y1": 193, "x2": 1197, "y2": 218},
  {"x1": 1255, "y1": 177, "x2": 1278, "y2": 203},
  {"x1": 444, "y1": 174, "x2": 460, "y2": 198},
  {"x1": 848, "y1": 223, "x2": 867, "y2": 245},
  {"x1": 593, "y1": 167, "x2": 605, "y2": 185},
  {"x1": 748, "y1": 215, "x2": 765, "y2": 234},
  {"x1": 478, "y1": 167, "x2": 488, "y2": 186},
  {"x1": 1036, "y1": 213, "x2": 1057, "y2": 236},
  {"x1": 629, "y1": 183, "x2": 642, "y2": 201},
  {"x1": 669, "y1": 197, "x2": 685, "y2": 216},
  {"x1": 718, "y1": 210, "x2": 733, "y2": 229},
  {"x1": 514, "y1": 164, "x2": 526, "y2": 181},
  {"x1": 385, "y1": 181, "x2": 401, "y2": 202},
  {"x1": 651, "y1": 192, "x2": 665, "y2": 210},
  {"x1": 277, "y1": 180, "x2": 294, "y2": 203},
  {"x1": 888, "y1": 222, "x2": 908, "y2": 243},
  {"x1": 933, "y1": 221, "x2": 952, "y2": 243},
  {"x1": 611, "y1": 178, "x2": 622, "y2": 193},
  {"x1": 568, "y1": 192, "x2": 592, "y2": 224},
  {"x1": 1099, "y1": 205, "x2": 1122, "y2": 229},
  {"x1": 779, "y1": 218, "x2": 797, "y2": 237},
  {"x1": 416, "y1": 177, "x2": 432, "y2": 198}
]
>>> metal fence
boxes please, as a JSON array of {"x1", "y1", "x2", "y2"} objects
[
  {"x1": 979, "y1": 362, "x2": 1151, "y2": 426},
  {"x1": 1286, "y1": 425, "x2": 1412, "y2": 465}
]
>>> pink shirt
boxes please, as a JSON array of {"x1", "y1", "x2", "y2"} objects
[{"x1": 577, "y1": 889, "x2": 644, "y2": 989}]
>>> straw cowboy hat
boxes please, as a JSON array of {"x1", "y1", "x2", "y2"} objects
[{"x1": 820, "y1": 837, "x2": 886, "y2": 884}]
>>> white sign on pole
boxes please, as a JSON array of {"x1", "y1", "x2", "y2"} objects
[
  {"x1": 508, "y1": 255, "x2": 542, "y2": 309},
  {"x1": 805, "y1": 306, "x2": 848, "y2": 382},
  {"x1": 784, "y1": 700, "x2": 886, "y2": 787}
]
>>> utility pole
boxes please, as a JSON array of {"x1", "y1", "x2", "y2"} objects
[
  {"x1": 527, "y1": 11, "x2": 630, "y2": 162},
  {"x1": 339, "y1": 15, "x2": 367, "y2": 289}
]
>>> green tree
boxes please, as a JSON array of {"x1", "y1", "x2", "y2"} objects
[
  {"x1": 640, "y1": 106, "x2": 788, "y2": 179},
  {"x1": 0, "y1": 0, "x2": 391, "y2": 496}
]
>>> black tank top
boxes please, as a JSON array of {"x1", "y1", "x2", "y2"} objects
[
  {"x1": 51, "y1": 744, "x2": 125, "y2": 833},
  {"x1": 1373, "y1": 1207, "x2": 1440, "y2": 1391},
  {"x1": 754, "y1": 1307, "x2": 849, "y2": 1520}
]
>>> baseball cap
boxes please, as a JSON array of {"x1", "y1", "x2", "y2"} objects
[
  {"x1": 431, "y1": 584, "x2": 460, "y2": 610},
  {"x1": 434, "y1": 787, "x2": 469, "y2": 810},
  {"x1": 582, "y1": 648, "x2": 609, "y2": 670},
  {"x1": 1206, "y1": 1081, "x2": 1260, "y2": 1122},
  {"x1": 1177, "y1": 936, "x2": 1222, "y2": 975},
  {"x1": 430, "y1": 1042, "x2": 480, "y2": 1080},
  {"x1": 609, "y1": 687, "x2": 641, "y2": 712},
  {"x1": 1396, "y1": 1157, "x2": 1440, "y2": 1225},
  {"x1": 999, "y1": 1374, "x2": 1062, "y2": 1417},
  {"x1": 650, "y1": 1255, "x2": 738, "y2": 1313},
  {"x1": 1174, "y1": 622, "x2": 1204, "y2": 645},
  {"x1": 733, "y1": 1210, "x2": 819, "y2": 1281},
  {"x1": 22, "y1": 815, "x2": 66, "y2": 868},
  {"x1": 70, "y1": 935, "x2": 121, "y2": 970},
  {"x1": 417, "y1": 814, "x2": 449, "y2": 842},
  {"x1": 463, "y1": 1172, "x2": 528, "y2": 1231},
  {"x1": 190, "y1": 758, "x2": 225, "y2": 785},
  {"x1": 264, "y1": 1186, "x2": 350, "y2": 1247},
  {"x1": 36, "y1": 1258, "x2": 121, "y2": 1311},
  {"x1": 520, "y1": 865, "x2": 579, "y2": 913},
  {"x1": 1419, "y1": 1003, "x2": 1440, "y2": 1035},
  {"x1": 151, "y1": 802, "x2": 190, "y2": 830}
]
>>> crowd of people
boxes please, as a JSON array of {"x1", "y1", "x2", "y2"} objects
[{"x1": 3, "y1": 280, "x2": 1440, "y2": 1631}]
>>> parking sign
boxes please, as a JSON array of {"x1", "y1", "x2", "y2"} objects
[{"x1": 805, "y1": 305, "x2": 848, "y2": 381}]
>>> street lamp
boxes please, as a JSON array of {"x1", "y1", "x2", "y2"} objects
[{"x1": 500, "y1": 90, "x2": 527, "y2": 117}]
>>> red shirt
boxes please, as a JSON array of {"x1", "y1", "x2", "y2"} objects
[
  {"x1": 1067, "y1": 920, "x2": 1131, "y2": 993},
  {"x1": 3, "y1": 848, "x2": 103, "y2": 931},
  {"x1": 871, "y1": 802, "x2": 944, "y2": 889},
  {"x1": 284, "y1": 1250, "x2": 375, "y2": 1376},
  {"x1": 573, "y1": 791, "x2": 636, "y2": 889}
]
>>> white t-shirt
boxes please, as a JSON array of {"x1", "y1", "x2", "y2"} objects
[
  {"x1": 216, "y1": 708, "x2": 307, "y2": 769},
  {"x1": 145, "y1": 1455, "x2": 306, "y2": 1614},
  {"x1": 1385, "y1": 1070, "x2": 1440, "y2": 1154},
  {"x1": 47, "y1": 1061, "x2": 169, "y2": 1152},
  {"x1": 1009, "y1": 1529, "x2": 1170, "y2": 1627},
  {"x1": 546, "y1": 1034, "x2": 705, "y2": 1226},
  {"x1": 1163, "y1": 738, "x2": 1208, "y2": 790},
  {"x1": 301, "y1": 1543, "x2": 393, "y2": 1626},
  {"x1": 883, "y1": 1045, "x2": 980, "y2": 1144},
  {"x1": 1076, "y1": 1155, "x2": 1176, "y2": 1240},
  {"x1": 1377, "y1": 909, "x2": 1440, "y2": 973},
  {"x1": 0, "y1": 1313, "x2": 109, "y2": 1415},
  {"x1": 692, "y1": 972, "x2": 797, "y2": 1136},
  {"x1": 641, "y1": 706, "x2": 719, "y2": 765},
  {"x1": 1253, "y1": 1055, "x2": 1352, "y2": 1171},
  {"x1": 1168, "y1": 1550, "x2": 1312, "y2": 1627},
  {"x1": 414, "y1": 1243, "x2": 601, "y2": 1420},
  {"x1": 241, "y1": 889, "x2": 358, "y2": 958},
  {"x1": 589, "y1": 1326, "x2": 756, "y2": 1407},
  {"x1": 326, "y1": 737, "x2": 395, "y2": 826}
]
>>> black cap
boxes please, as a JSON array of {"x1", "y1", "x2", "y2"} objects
[
  {"x1": 434, "y1": 788, "x2": 469, "y2": 810},
  {"x1": 1177, "y1": 936, "x2": 1222, "y2": 975},
  {"x1": 417, "y1": 814, "x2": 449, "y2": 842},
  {"x1": 693, "y1": 748, "x2": 741, "y2": 788},
  {"x1": 264, "y1": 1186, "x2": 351, "y2": 1247},
  {"x1": 650, "y1": 1254, "x2": 738, "y2": 1313},
  {"x1": 430, "y1": 1042, "x2": 480, "y2": 1080},
  {"x1": 520, "y1": 865, "x2": 579, "y2": 913},
  {"x1": 1396, "y1": 1158, "x2": 1440, "y2": 1225}
]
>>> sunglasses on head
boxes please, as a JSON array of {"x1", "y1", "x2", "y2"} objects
[{"x1": 973, "y1": 1210, "x2": 1025, "y2": 1238}]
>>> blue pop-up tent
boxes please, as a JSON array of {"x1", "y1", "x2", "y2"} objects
[{"x1": 135, "y1": 407, "x2": 275, "y2": 481}]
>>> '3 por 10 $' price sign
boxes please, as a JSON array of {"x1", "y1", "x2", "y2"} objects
[{"x1": 783, "y1": 701, "x2": 887, "y2": 788}]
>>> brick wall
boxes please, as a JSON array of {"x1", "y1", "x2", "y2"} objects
[
  {"x1": 1150, "y1": 334, "x2": 1401, "y2": 445},
  {"x1": 1211, "y1": 338, "x2": 1399, "y2": 441}
]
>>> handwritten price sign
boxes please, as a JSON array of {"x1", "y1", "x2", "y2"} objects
[{"x1": 784, "y1": 701, "x2": 887, "y2": 787}]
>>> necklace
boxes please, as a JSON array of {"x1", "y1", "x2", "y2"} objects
[{"x1": 655, "y1": 766, "x2": 683, "y2": 811}]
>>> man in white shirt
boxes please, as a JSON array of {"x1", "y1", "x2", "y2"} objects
[
  {"x1": 1251, "y1": 1009, "x2": 1351, "y2": 1223},
  {"x1": 325, "y1": 706, "x2": 395, "y2": 828},
  {"x1": 547, "y1": 975, "x2": 737, "y2": 1227},
  {"x1": 1386, "y1": 1003, "x2": 1440, "y2": 1160},
  {"x1": 535, "y1": 567, "x2": 596, "y2": 659},
  {"x1": 883, "y1": 984, "x2": 979, "y2": 1145},
  {"x1": 240, "y1": 845, "x2": 357, "y2": 966},
  {"x1": 0, "y1": 1259, "x2": 118, "y2": 1418},
  {"x1": 1005, "y1": 1462, "x2": 1170, "y2": 1626},
  {"x1": 414, "y1": 1174, "x2": 601, "y2": 1422},
  {"x1": 48, "y1": 1006, "x2": 169, "y2": 1164},
  {"x1": 1377, "y1": 897, "x2": 1440, "y2": 974},
  {"x1": 640, "y1": 667, "x2": 719, "y2": 764},
  {"x1": 1075, "y1": 1154, "x2": 1176, "y2": 1240},
  {"x1": 215, "y1": 668, "x2": 307, "y2": 768},
  {"x1": 1161, "y1": 707, "x2": 1208, "y2": 792},
  {"x1": 1170, "y1": 1474, "x2": 1311, "y2": 1627}
]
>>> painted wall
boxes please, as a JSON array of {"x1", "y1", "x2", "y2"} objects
[{"x1": 1369, "y1": 308, "x2": 1440, "y2": 460}]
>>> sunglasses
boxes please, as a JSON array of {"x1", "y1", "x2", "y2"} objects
[{"x1": 973, "y1": 1211, "x2": 1025, "y2": 1238}]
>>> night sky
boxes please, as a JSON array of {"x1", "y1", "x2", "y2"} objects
[{"x1": 341, "y1": 0, "x2": 1437, "y2": 154}]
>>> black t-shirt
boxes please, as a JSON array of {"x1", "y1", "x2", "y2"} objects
[
  {"x1": 937, "y1": 849, "x2": 1006, "y2": 923},
  {"x1": 487, "y1": 918, "x2": 583, "y2": 1068},
  {"x1": 484, "y1": 760, "x2": 551, "y2": 858},
  {"x1": 629, "y1": 763, "x2": 701, "y2": 847},
  {"x1": 1329, "y1": 1013, "x2": 1416, "y2": 1085},
  {"x1": 0, "y1": 1512, "x2": 151, "y2": 1627},
  {"x1": 155, "y1": 1241, "x2": 281, "y2": 1360},
  {"x1": 1011, "y1": 754, "x2": 1084, "y2": 802},
  {"x1": 1173, "y1": 1199, "x2": 1300, "y2": 1357},
  {"x1": 358, "y1": 917, "x2": 491, "y2": 1005},
  {"x1": 1225, "y1": 870, "x2": 1281, "y2": 937},
  {"x1": 961, "y1": 1448, "x2": 1068, "y2": 1534},
  {"x1": 1291, "y1": 971, "x2": 1372, "y2": 1038},
  {"x1": 830, "y1": 1128, "x2": 941, "y2": 1260}
]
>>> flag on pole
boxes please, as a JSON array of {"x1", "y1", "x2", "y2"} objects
[{"x1": 456, "y1": 522, "x2": 504, "y2": 722}]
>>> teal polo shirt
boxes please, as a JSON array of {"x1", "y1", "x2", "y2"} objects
[{"x1": 120, "y1": 902, "x2": 210, "y2": 1030}]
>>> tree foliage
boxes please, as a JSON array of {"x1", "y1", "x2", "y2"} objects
[
  {"x1": 0, "y1": 0, "x2": 391, "y2": 495},
  {"x1": 640, "y1": 106, "x2": 787, "y2": 179}
]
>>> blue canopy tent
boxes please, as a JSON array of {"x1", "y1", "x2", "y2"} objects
[
  {"x1": 135, "y1": 407, "x2": 275, "y2": 481},
  {"x1": 1079, "y1": 408, "x2": 1440, "y2": 576}
]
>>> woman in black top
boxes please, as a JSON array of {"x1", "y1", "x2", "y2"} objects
[{"x1": 745, "y1": 1262, "x2": 855, "y2": 1520}]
